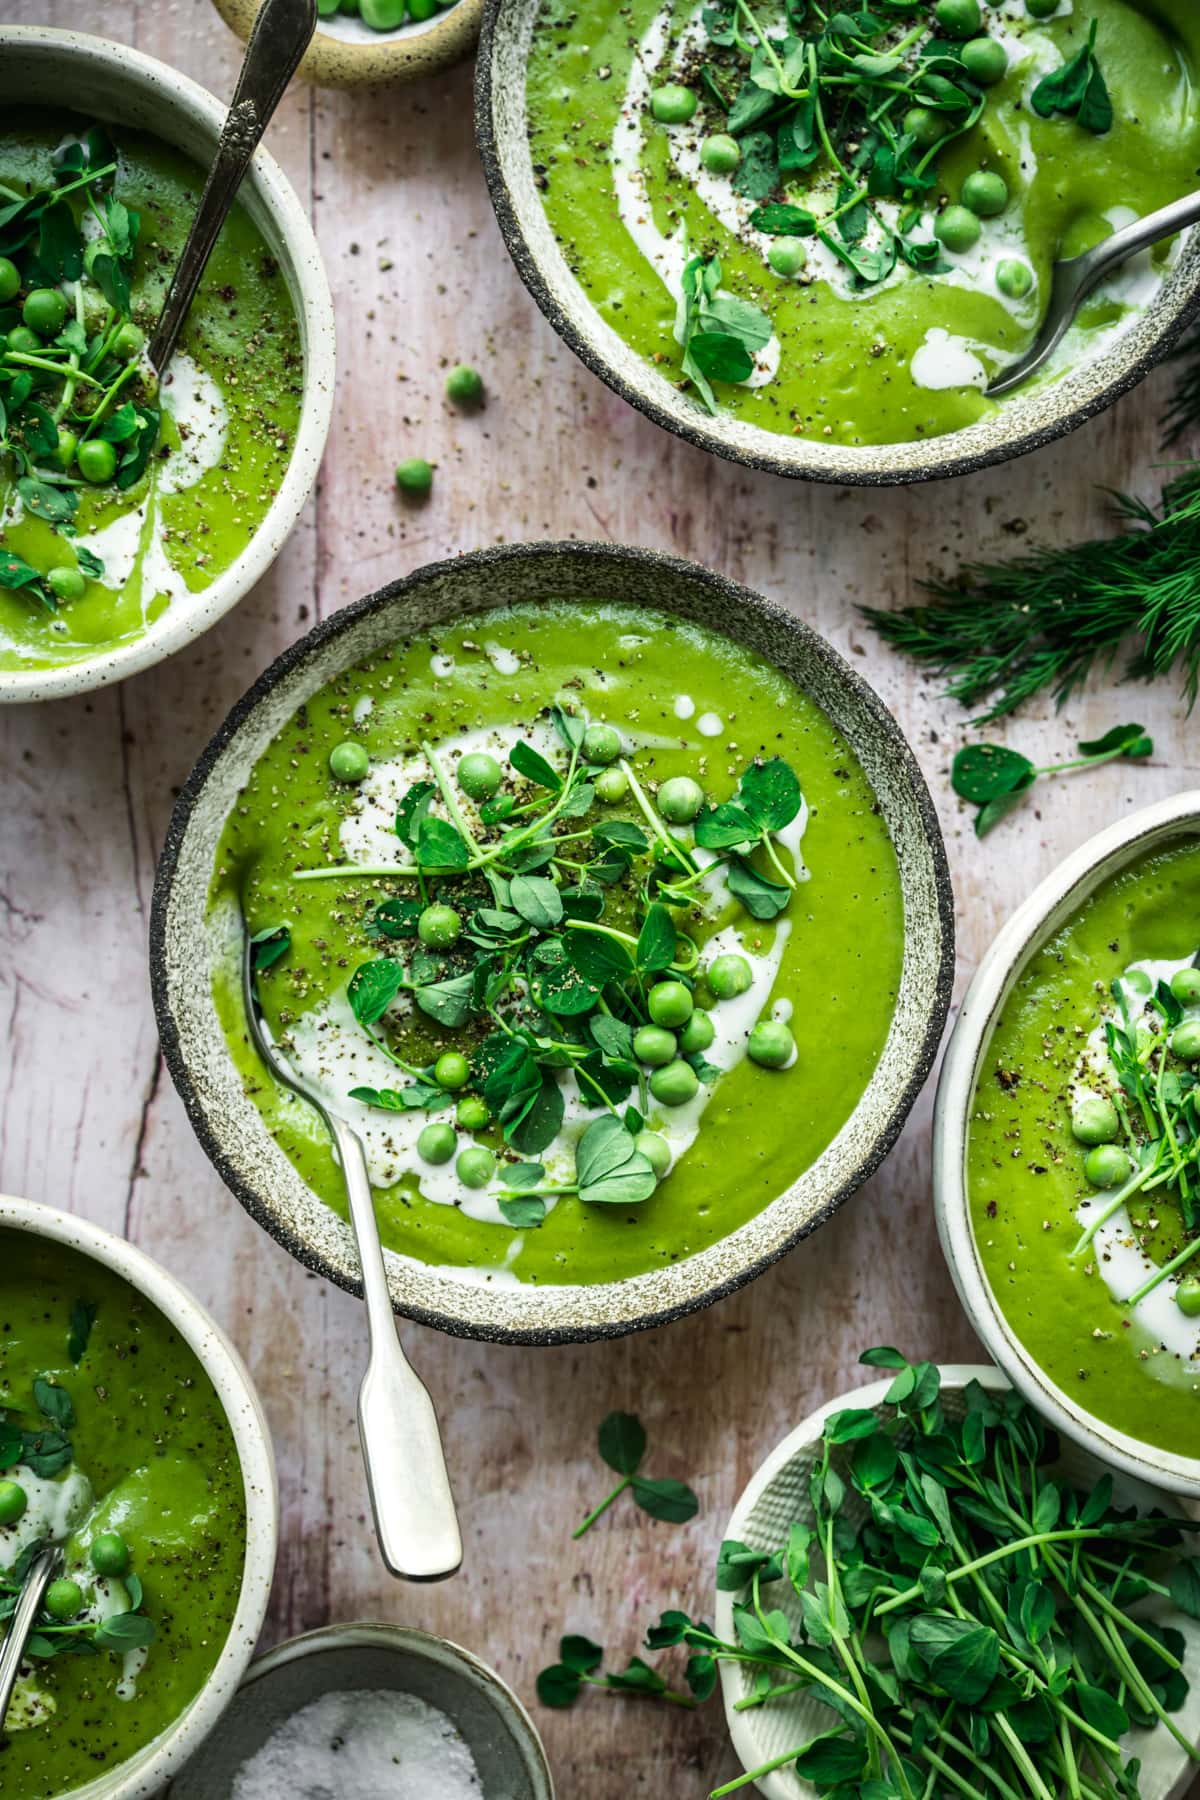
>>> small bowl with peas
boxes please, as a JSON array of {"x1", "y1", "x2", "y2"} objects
[{"x1": 210, "y1": 0, "x2": 482, "y2": 88}]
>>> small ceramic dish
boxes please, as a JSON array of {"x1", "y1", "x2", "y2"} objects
[
  {"x1": 0, "y1": 1192, "x2": 278, "y2": 1800},
  {"x1": 211, "y1": 0, "x2": 483, "y2": 88},
  {"x1": 166, "y1": 1622, "x2": 554, "y2": 1797},
  {"x1": 150, "y1": 539, "x2": 954, "y2": 1347},
  {"x1": 0, "y1": 27, "x2": 335, "y2": 705},
  {"x1": 934, "y1": 792, "x2": 1200, "y2": 1498},
  {"x1": 475, "y1": 0, "x2": 1200, "y2": 488},
  {"x1": 717, "y1": 1365, "x2": 1200, "y2": 1800}
]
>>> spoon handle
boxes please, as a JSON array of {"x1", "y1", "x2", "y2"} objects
[
  {"x1": 0, "y1": 1546, "x2": 63, "y2": 1728},
  {"x1": 147, "y1": 0, "x2": 317, "y2": 373},
  {"x1": 329, "y1": 1113, "x2": 464, "y2": 1583}
]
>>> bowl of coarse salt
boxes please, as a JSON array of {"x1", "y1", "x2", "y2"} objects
[{"x1": 166, "y1": 1623, "x2": 554, "y2": 1799}]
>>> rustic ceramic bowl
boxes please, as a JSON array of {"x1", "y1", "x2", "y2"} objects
[
  {"x1": 0, "y1": 27, "x2": 335, "y2": 705},
  {"x1": 718, "y1": 1365, "x2": 1200, "y2": 1800},
  {"x1": 475, "y1": 1, "x2": 1200, "y2": 487},
  {"x1": 934, "y1": 792, "x2": 1200, "y2": 1497},
  {"x1": 0, "y1": 1193, "x2": 278, "y2": 1800},
  {"x1": 150, "y1": 540, "x2": 954, "y2": 1345},
  {"x1": 211, "y1": 0, "x2": 482, "y2": 88},
  {"x1": 167, "y1": 1623, "x2": 553, "y2": 1797}
]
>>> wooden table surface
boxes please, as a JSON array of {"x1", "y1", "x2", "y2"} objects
[{"x1": 1, "y1": 6, "x2": 1196, "y2": 1793}]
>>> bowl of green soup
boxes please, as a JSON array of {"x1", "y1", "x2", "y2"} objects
[
  {"x1": 0, "y1": 1192, "x2": 277, "y2": 1800},
  {"x1": 151, "y1": 540, "x2": 953, "y2": 1344},
  {"x1": 935, "y1": 791, "x2": 1200, "y2": 1497},
  {"x1": 477, "y1": 0, "x2": 1200, "y2": 484},
  {"x1": 0, "y1": 27, "x2": 335, "y2": 703}
]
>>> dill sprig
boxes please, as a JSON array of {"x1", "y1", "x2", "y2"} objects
[{"x1": 862, "y1": 470, "x2": 1200, "y2": 722}]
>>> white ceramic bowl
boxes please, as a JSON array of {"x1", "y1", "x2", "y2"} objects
[
  {"x1": 934, "y1": 792, "x2": 1200, "y2": 1497},
  {"x1": 0, "y1": 1193, "x2": 278, "y2": 1800},
  {"x1": 167, "y1": 1622, "x2": 554, "y2": 1797},
  {"x1": 717, "y1": 1365, "x2": 1200, "y2": 1800},
  {"x1": 0, "y1": 27, "x2": 335, "y2": 705},
  {"x1": 211, "y1": 0, "x2": 483, "y2": 89}
]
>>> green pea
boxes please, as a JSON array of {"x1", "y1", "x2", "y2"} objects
[
  {"x1": 409, "y1": 0, "x2": 437, "y2": 17},
  {"x1": 111, "y1": 320, "x2": 145, "y2": 361},
  {"x1": 48, "y1": 566, "x2": 86, "y2": 604},
  {"x1": 418, "y1": 1122, "x2": 457, "y2": 1164},
  {"x1": 1175, "y1": 1278, "x2": 1200, "y2": 1318},
  {"x1": 582, "y1": 723, "x2": 621, "y2": 765},
  {"x1": 679, "y1": 1009, "x2": 715, "y2": 1053},
  {"x1": 445, "y1": 363, "x2": 484, "y2": 407},
  {"x1": 648, "y1": 980, "x2": 694, "y2": 1028},
  {"x1": 456, "y1": 1095, "x2": 490, "y2": 1131},
  {"x1": 962, "y1": 170, "x2": 1008, "y2": 218},
  {"x1": 649, "y1": 1059, "x2": 700, "y2": 1107},
  {"x1": 649, "y1": 85, "x2": 697, "y2": 125},
  {"x1": 707, "y1": 952, "x2": 753, "y2": 999},
  {"x1": 903, "y1": 106, "x2": 950, "y2": 148},
  {"x1": 935, "y1": 205, "x2": 982, "y2": 254},
  {"x1": 1025, "y1": 0, "x2": 1059, "y2": 15},
  {"x1": 996, "y1": 258, "x2": 1033, "y2": 299},
  {"x1": 23, "y1": 287, "x2": 67, "y2": 336},
  {"x1": 43, "y1": 1578, "x2": 84, "y2": 1621},
  {"x1": 1171, "y1": 967, "x2": 1200, "y2": 1006},
  {"x1": 7, "y1": 324, "x2": 42, "y2": 355},
  {"x1": 0, "y1": 257, "x2": 19, "y2": 303},
  {"x1": 961, "y1": 36, "x2": 1007, "y2": 84},
  {"x1": 418, "y1": 903, "x2": 462, "y2": 949},
  {"x1": 634, "y1": 1024, "x2": 678, "y2": 1067},
  {"x1": 700, "y1": 133, "x2": 742, "y2": 176},
  {"x1": 52, "y1": 427, "x2": 78, "y2": 471},
  {"x1": 458, "y1": 751, "x2": 502, "y2": 801},
  {"x1": 317, "y1": 0, "x2": 340, "y2": 13},
  {"x1": 395, "y1": 457, "x2": 433, "y2": 495},
  {"x1": 361, "y1": 0, "x2": 408, "y2": 23},
  {"x1": 1070, "y1": 1096, "x2": 1119, "y2": 1146},
  {"x1": 1172, "y1": 1022, "x2": 1200, "y2": 1062},
  {"x1": 747, "y1": 1019, "x2": 795, "y2": 1069},
  {"x1": 435, "y1": 1051, "x2": 471, "y2": 1090},
  {"x1": 1083, "y1": 1145, "x2": 1132, "y2": 1190},
  {"x1": 767, "y1": 236, "x2": 809, "y2": 279},
  {"x1": 329, "y1": 740, "x2": 370, "y2": 783},
  {"x1": 0, "y1": 1479, "x2": 27, "y2": 1525},
  {"x1": 658, "y1": 776, "x2": 704, "y2": 824},
  {"x1": 934, "y1": 0, "x2": 982, "y2": 36},
  {"x1": 77, "y1": 438, "x2": 118, "y2": 484},
  {"x1": 595, "y1": 767, "x2": 628, "y2": 803},
  {"x1": 634, "y1": 1131, "x2": 672, "y2": 1177},
  {"x1": 457, "y1": 1146, "x2": 496, "y2": 1188},
  {"x1": 91, "y1": 1532, "x2": 130, "y2": 1577}
]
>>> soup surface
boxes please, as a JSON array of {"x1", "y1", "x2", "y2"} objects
[{"x1": 211, "y1": 602, "x2": 905, "y2": 1288}]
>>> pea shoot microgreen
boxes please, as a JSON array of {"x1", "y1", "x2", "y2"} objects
[
  {"x1": 951, "y1": 723, "x2": 1153, "y2": 835},
  {"x1": 573, "y1": 1411, "x2": 700, "y2": 1539},
  {"x1": 1030, "y1": 20, "x2": 1113, "y2": 133},
  {"x1": 537, "y1": 1351, "x2": 1200, "y2": 1800}
]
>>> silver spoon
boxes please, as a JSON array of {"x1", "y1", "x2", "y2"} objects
[
  {"x1": 242, "y1": 936, "x2": 463, "y2": 1582},
  {"x1": 988, "y1": 190, "x2": 1200, "y2": 397},
  {"x1": 0, "y1": 1546, "x2": 63, "y2": 1729},
  {"x1": 147, "y1": 0, "x2": 317, "y2": 375}
]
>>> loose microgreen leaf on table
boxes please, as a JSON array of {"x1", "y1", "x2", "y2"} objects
[
  {"x1": 573, "y1": 1410, "x2": 700, "y2": 1538},
  {"x1": 952, "y1": 724, "x2": 1153, "y2": 835}
]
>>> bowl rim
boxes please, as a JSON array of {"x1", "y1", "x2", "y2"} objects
[
  {"x1": 0, "y1": 1191, "x2": 279, "y2": 1800},
  {"x1": 932, "y1": 790, "x2": 1200, "y2": 1498},
  {"x1": 150, "y1": 538, "x2": 955, "y2": 1345},
  {"x1": 473, "y1": 0, "x2": 1200, "y2": 489},
  {"x1": 0, "y1": 24, "x2": 336, "y2": 704}
]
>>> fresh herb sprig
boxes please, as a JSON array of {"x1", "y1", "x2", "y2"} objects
[
  {"x1": 538, "y1": 1350, "x2": 1200, "y2": 1800},
  {"x1": 538, "y1": 1633, "x2": 704, "y2": 1709},
  {"x1": 573, "y1": 1411, "x2": 700, "y2": 1539},
  {"x1": 951, "y1": 722, "x2": 1152, "y2": 836}
]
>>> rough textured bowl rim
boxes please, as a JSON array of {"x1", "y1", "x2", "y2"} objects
[
  {"x1": 167, "y1": 1622, "x2": 555, "y2": 1796},
  {"x1": 933, "y1": 791, "x2": 1200, "y2": 1498},
  {"x1": 716, "y1": 1364, "x2": 1200, "y2": 1800},
  {"x1": 474, "y1": 1, "x2": 1200, "y2": 488},
  {"x1": 150, "y1": 539, "x2": 955, "y2": 1345},
  {"x1": 0, "y1": 1192, "x2": 278, "y2": 1800},
  {"x1": 0, "y1": 25, "x2": 335, "y2": 704},
  {"x1": 209, "y1": 0, "x2": 483, "y2": 89}
]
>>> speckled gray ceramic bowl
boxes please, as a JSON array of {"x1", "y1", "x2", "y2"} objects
[
  {"x1": 150, "y1": 541, "x2": 954, "y2": 1345},
  {"x1": 0, "y1": 27, "x2": 335, "y2": 705},
  {"x1": 475, "y1": 1, "x2": 1200, "y2": 487},
  {"x1": 212, "y1": 0, "x2": 482, "y2": 88},
  {"x1": 167, "y1": 1624, "x2": 553, "y2": 1797},
  {"x1": 0, "y1": 1193, "x2": 278, "y2": 1800}
]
